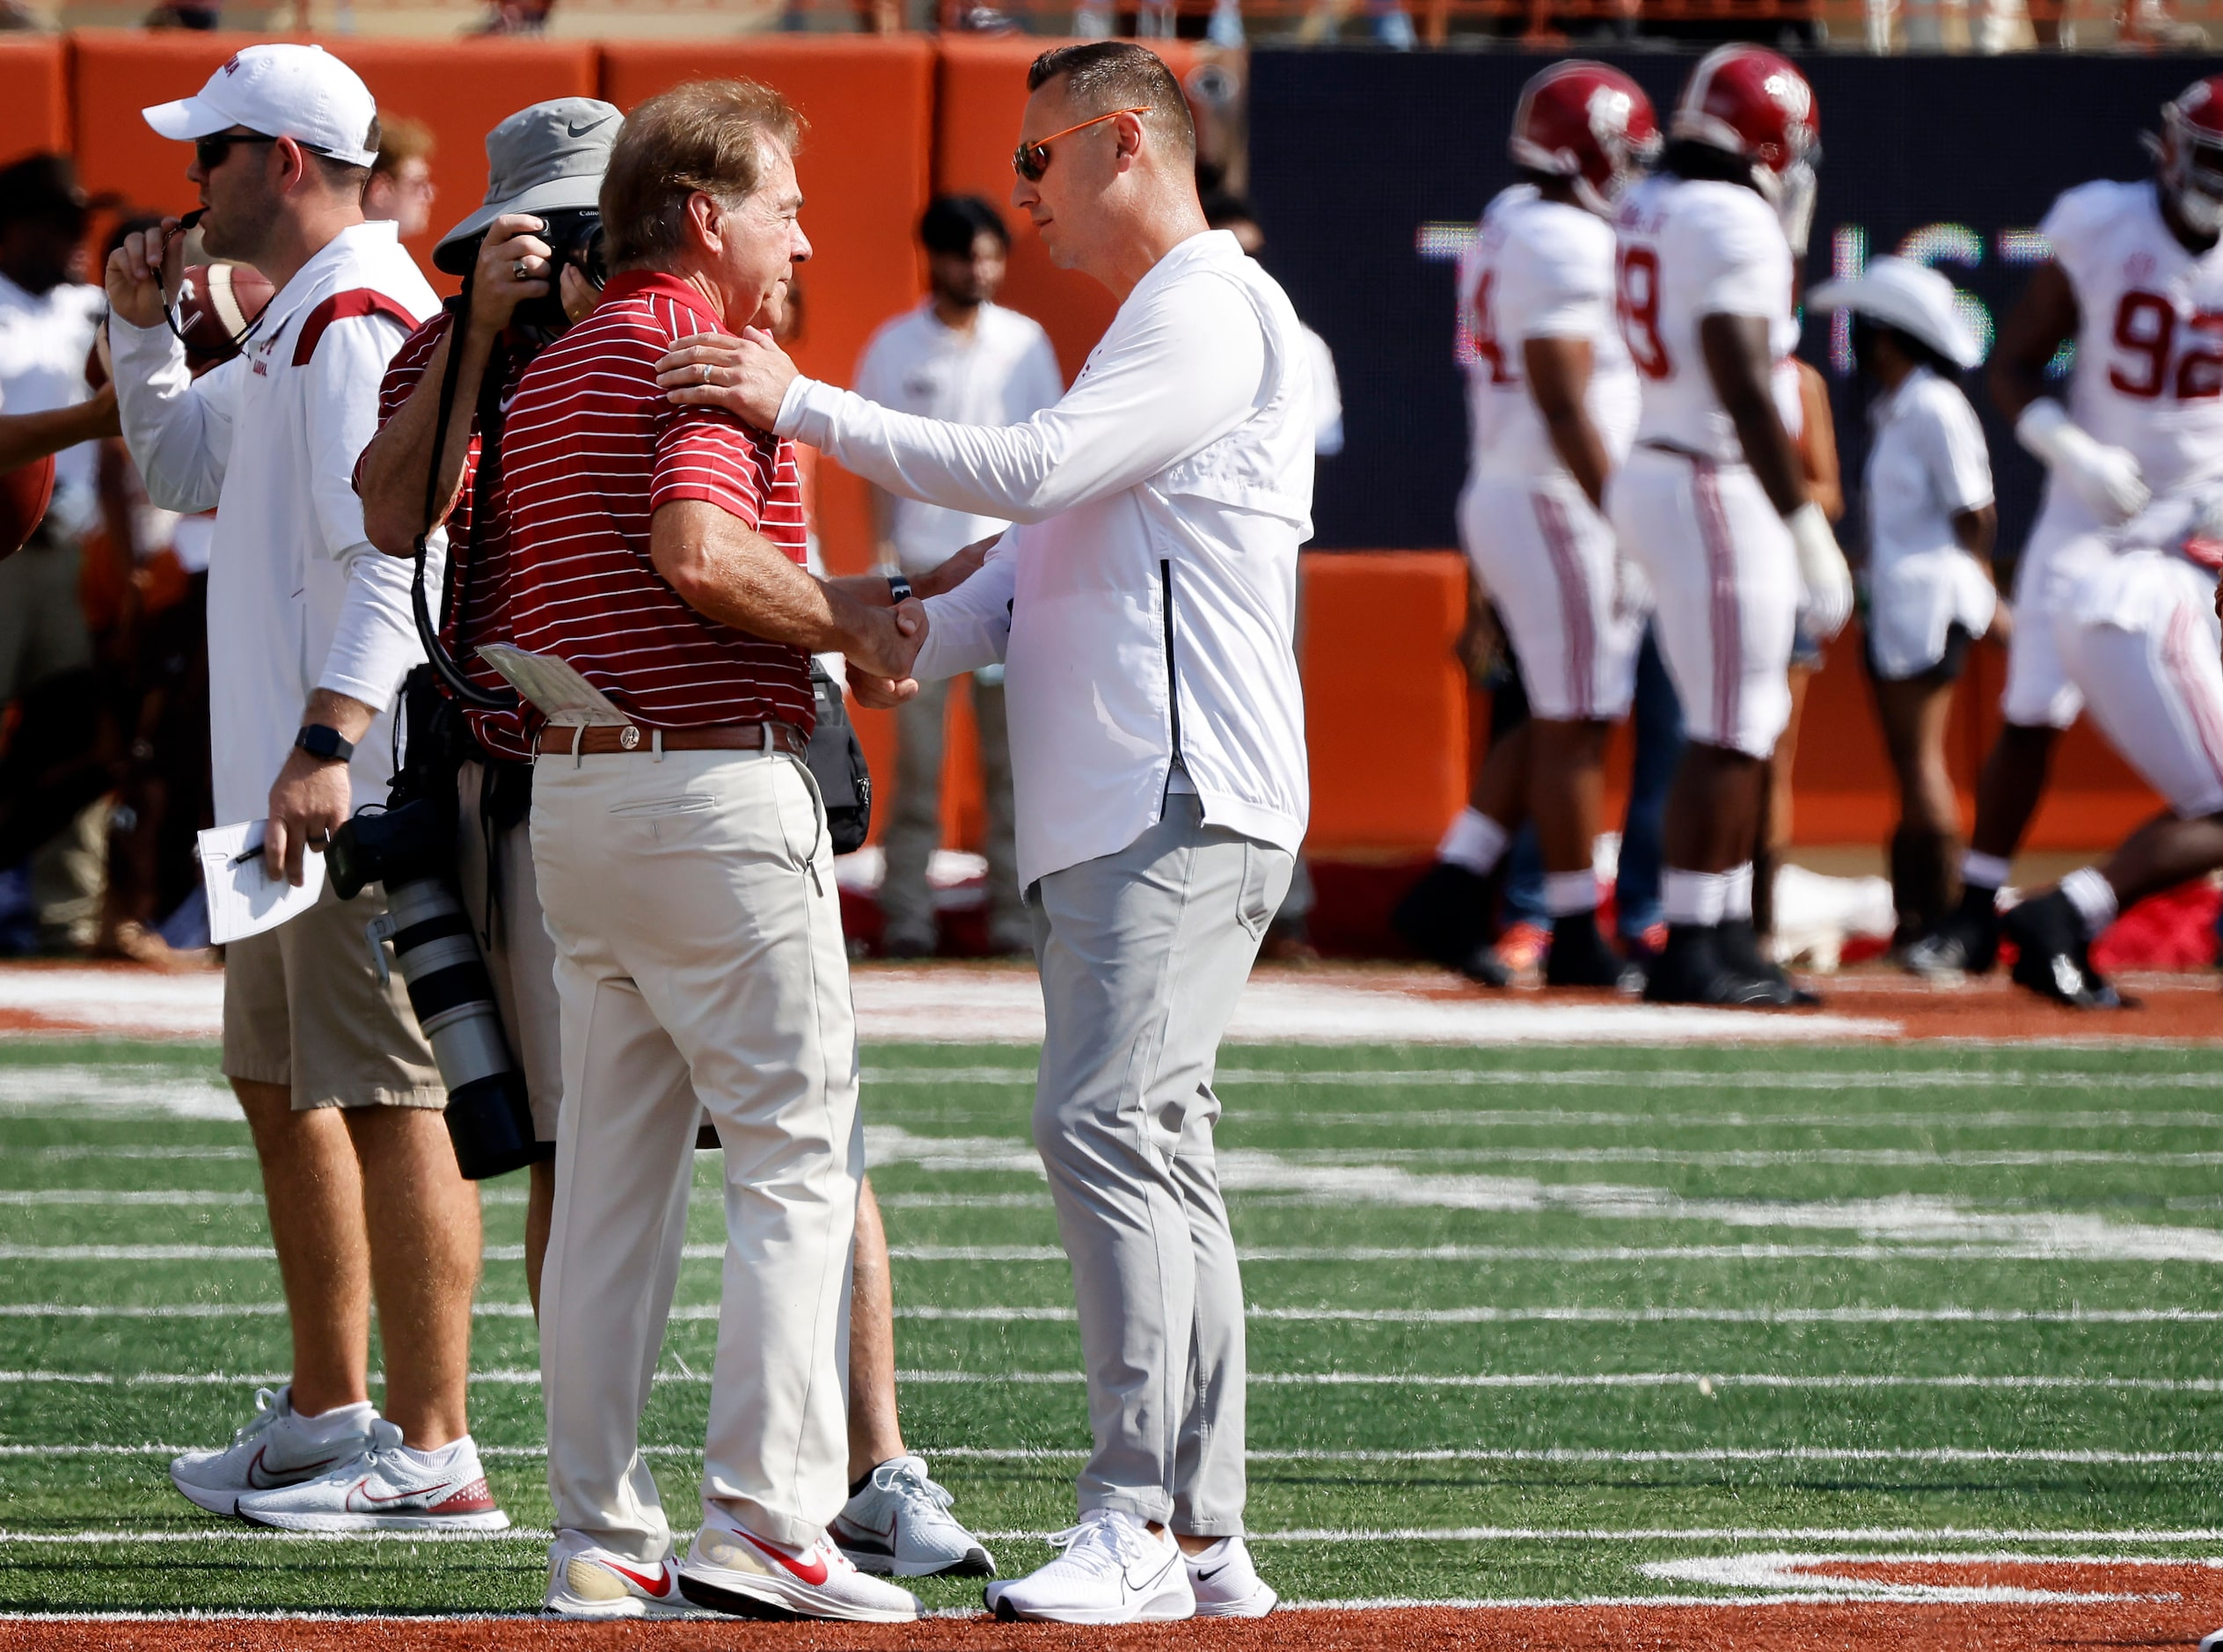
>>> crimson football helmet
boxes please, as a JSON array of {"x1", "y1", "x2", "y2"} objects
[
  {"x1": 1509, "y1": 61, "x2": 1661, "y2": 219},
  {"x1": 2154, "y1": 75, "x2": 2223, "y2": 237},
  {"x1": 1670, "y1": 44, "x2": 1820, "y2": 250}
]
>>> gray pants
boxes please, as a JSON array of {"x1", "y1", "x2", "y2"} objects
[
  {"x1": 1029, "y1": 793, "x2": 1292, "y2": 1534},
  {"x1": 881, "y1": 674, "x2": 1025, "y2": 953}
]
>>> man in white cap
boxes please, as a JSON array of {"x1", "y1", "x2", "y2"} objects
[{"x1": 105, "y1": 43, "x2": 505, "y2": 1534}]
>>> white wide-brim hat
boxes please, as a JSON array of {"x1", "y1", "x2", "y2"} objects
[{"x1": 1808, "y1": 254, "x2": 1983, "y2": 369}]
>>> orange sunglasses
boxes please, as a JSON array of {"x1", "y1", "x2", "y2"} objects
[{"x1": 1013, "y1": 107, "x2": 1152, "y2": 182}]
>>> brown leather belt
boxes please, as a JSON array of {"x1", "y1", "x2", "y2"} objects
[{"x1": 535, "y1": 721, "x2": 807, "y2": 757}]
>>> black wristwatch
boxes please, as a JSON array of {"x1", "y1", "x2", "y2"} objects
[
  {"x1": 887, "y1": 572, "x2": 915, "y2": 604},
  {"x1": 294, "y1": 723, "x2": 355, "y2": 764}
]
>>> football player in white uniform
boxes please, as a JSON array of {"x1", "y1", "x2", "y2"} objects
[
  {"x1": 1606, "y1": 45, "x2": 1854, "y2": 1006},
  {"x1": 1394, "y1": 61, "x2": 1659, "y2": 990},
  {"x1": 1908, "y1": 74, "x2": 2223, "y2": 978},
  {"x1": 2003, "y1": 490, "x2": 2223, "y2": 1007}
]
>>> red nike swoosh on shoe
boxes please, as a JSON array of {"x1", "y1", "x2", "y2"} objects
[
  {"x1": 736, "y1": 1528, "x2": 830, "y2": 1586},
  {"x1": 346, "y1": 1476, "x2": 453, "y2": 1509},
  {"x1": 602, "y1": 1559, "x2": 674, "y2": 1598}
]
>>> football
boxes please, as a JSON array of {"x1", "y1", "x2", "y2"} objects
[
  {"x1": 175, "y1": 261, "x2": 275, "y2": 374},
  {"x1": 0, "y1": 452, "x2": 55, "y2": 561}
]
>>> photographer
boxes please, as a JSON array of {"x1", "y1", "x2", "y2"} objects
[
  {"x1": 104, "y1": 44, "x2": 501, "y2": 1532},
  {"x1": 357, "y1": 92, "x2": 992, "y2": 1616}
]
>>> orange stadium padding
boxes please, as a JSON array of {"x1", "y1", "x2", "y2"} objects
[
  {"x1": 601, "y1": 39, "x2": 938, "y2": 827},
  {"x1": 932, "y1": 36, "x2": 1194, "y2": 384},
  {"x1": 0, "y1": 40, "x2": 66, "y2": 171},
  {"x1": 69, "y1": 33, "x2": 597, "y2": 280}
]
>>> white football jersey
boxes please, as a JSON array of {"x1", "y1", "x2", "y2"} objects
[
  {"x1": 2046, "y1": 178, "x2": 2223, "y2": 495},
  {"x1": 1612, "y1": 174, "x2": 1798, "y2": 463},
  {"x1": 1459, "y1": 185, "x2": 1640, "y2": 482}
]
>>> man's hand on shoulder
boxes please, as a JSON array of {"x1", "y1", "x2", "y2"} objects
[{"x1": 656, "y1": 328, "x2": 797, "y2": 431}]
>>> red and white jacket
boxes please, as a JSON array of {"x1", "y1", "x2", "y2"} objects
[{"x1": 113, "y1": 221, "x2": 438, "y2": 825}]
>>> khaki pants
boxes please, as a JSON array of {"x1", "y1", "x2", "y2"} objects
[
  {"x1": 530, "y1": 743, "x2": 862, "y2": 1561},
  {"x1": 455, "y1": 759, "x2": 564, "y2": 1144}
]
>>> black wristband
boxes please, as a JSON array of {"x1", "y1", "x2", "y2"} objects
[
  {"x1": 887, "y1": 572, "x2": 915, "y2": 605},
  {"x1": 294, "y1": 723, "x2": 355, "y2": 764}
]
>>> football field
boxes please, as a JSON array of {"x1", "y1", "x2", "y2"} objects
[{"x1": 2, "y1": 1030, "x2": 2221, "y2": 1637}]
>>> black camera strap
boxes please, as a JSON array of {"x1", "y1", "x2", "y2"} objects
[{"x1": 412, "y1": 286, "x2": 517, "y2": 714}]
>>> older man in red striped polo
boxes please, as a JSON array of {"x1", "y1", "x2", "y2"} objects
[{"x1": 500, "y1": 79, "x2": 925, "y2": 1625}]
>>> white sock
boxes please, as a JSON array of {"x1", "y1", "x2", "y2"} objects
[
  {"x1": 395, "y1": 1436, "x2": 473, "y2": 1470},
  {"x1": 1661, "y1": 868, "x2": 1728, "y2": 927},
  {"x1": 1962, "y1": 851, "x2": 2011, "y2": 891},
  {"x1": 1438, "y1": 808, "x2": 1509, "y2": 875},
  {"x1": 1722, "y1": 861, "x2": 1755, "y2": 924},
  {"x1": 294, "y1": 1400, "x2": 377, "y2": 1443},
  {"x1": 1184, "y1": 1536, "x2": 1232, "y2": 1566},
  {"x1": 1542, "y1": 870, "x2": 1599, "y2": 917},
  {"x1": 2059, "y1": 866, "x2": 2119, "y2": 939}
]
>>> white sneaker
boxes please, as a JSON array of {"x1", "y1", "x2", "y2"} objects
[
  {"x1": 233, "y1": 1419, "x2": 509, "y2": 1532},
  {"x1": 984, "y1": 1509, "x2": 1195, "y2": 1625},
  {"x1": 544, "y1": 1531, "x2": 700, "y2": 1619},
  {"x1": 1186, "y1": 1534, "x2": 1277, "y2": 1617},
  {"x1": 831, "y1": 1454, "x2": 996, "y2": 1577},
  {"x1": 677, "y1": 1505, "x2": 922, "y2": 1623},
  {"x1": 168, "y1": 1385, "x2": 374, "y2": 1517},
  {"x1": 2199, "y1": 1632, "x2": 2223, "y2": 1652}
]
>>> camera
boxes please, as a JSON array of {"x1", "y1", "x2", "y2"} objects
[
  {"x1": 328, "y1": 674, "x2": 541, "y2": 1181},
  {"x1": 514, "y1": 208, "x2": 606, "y2": 333}
]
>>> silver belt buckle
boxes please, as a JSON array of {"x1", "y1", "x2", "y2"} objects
[{"x1": 618, "y1": 726, "x2": 641, "y2": 751}]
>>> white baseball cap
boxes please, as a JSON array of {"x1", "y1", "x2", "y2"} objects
[
  {"x1": 1808, "y1": 255, "x2": 1984, "y2": 370},
  {"x1": 142, "y1": 44, "x2": 379, "y2": 170}
]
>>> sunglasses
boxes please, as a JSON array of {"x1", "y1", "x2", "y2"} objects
[
  {"x1": 194, "y1": 131, "x2": 279, "y2": 172},
  {"x1": 1012, "y1": 107, "x2": 1152, "y2": 183}
]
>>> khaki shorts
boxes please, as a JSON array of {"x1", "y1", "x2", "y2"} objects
[
  {"x1": 0, "y1": 533, "x2": 92, "y2": 702},
  {"x1": 457, "y1": 758, "x2": 563, "y2": 1144},
  {"x1": 222, "y1": 875, "x2": 444, "y2": 1111}
]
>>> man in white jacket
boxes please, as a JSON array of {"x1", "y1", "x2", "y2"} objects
[
  {"x1": 662, "y1": 40, "x2": 1307, "y2": 1626},
  {"x1": 106, "y1": 44, "x2": 502, "y2": 1534}
]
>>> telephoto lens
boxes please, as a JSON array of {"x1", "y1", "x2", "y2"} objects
[{"x1": 367, "y1": 873, "x2": 541, "y2": 1180}]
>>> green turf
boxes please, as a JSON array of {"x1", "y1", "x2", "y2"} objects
[{"x1": 1, "y1": 1035, "x2": 2219, "y2": 1614}]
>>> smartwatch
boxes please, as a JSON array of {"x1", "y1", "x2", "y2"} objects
[
  {"x1": 887, "y1": 572, "x2": 915, "y2": 604},
  {"x1": 295, "y1": 723, "x2": 355, "y2": 764}
]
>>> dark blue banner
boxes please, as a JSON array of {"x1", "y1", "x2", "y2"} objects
[{"x1": 1249, "y1": 49, "x2": 2223, "y2": 559}]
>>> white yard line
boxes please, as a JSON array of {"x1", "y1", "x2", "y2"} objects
[{"x1": 864, "y1": 1065, "x2": 2223, "y2": 1092}]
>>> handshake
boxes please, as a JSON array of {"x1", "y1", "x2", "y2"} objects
[{"x1": 830, "y1": 532, "x2": 995, "y2": 710}]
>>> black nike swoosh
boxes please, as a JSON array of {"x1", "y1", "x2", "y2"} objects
[
  {"x1": 1194, "y1": 1563, "x2": 1231, "y2": 1583},
  {"x1": 567, "y1": 116, "x2": 613, "y2": 136}
]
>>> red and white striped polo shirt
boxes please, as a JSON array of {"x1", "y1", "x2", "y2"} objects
[{"x1": 500, "y1": 270, "x2": 815, "y2": 735}]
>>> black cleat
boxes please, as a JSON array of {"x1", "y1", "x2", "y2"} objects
[
  {"x1": 1902, "y1": 893, "x2": 2001, "y2": 980},
  {"x1": 1544, "y1": 915, "x2": 1642, "y2": 990},
  {"x1": 2003, "y1": 890, "x2": 2125, "y2": 1010},
  {"x1": 1642, "y1": 925, "x2": 1799, "y2": 1007},
  {"x1": 1454, "y1": 941, "x2": 1515, "y2": 990},
  {"x1": 1391, "y1": 860, "x2": 1496, "y2": 971},
  {"x1": 1718, "y1": 918, "x2": 1822, "y2": 1006}
]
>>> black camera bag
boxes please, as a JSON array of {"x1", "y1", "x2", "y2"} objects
[{"x1": 807, "y1": 662, "x2": 872, "y2": 856}]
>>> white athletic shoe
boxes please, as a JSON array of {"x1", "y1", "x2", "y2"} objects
[
  {"x1": 984, "y1": 1509, "x2": 1195, "y2": 1624},
  {"x1": 167, "y1": 1385, "x2": 375, "y2": 1517},
  {"x1": 677, "y1": 1504, "x2": 922, "y2": 1622},
  {"x1": 233, "y1": 1419, "x2": 509, "y2": 1532},
  {"x1": 831, "y1": 1454, "x2": 996, "y2": 1577},
  {"x1": 544, "y1": 1531, "x2": 701, "y2": 1619},
  {"x1": 1186, "y1": 1534, "x2": 1277, "y2": 1617},
  {"x1": 2199, "y1": 1631, "x2": 2223, "y2": 1652}
]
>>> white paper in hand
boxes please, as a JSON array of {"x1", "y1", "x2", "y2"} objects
[
  {"x1": 475, "y1": 644, "x2": 630, "y2": 726},
  {"x1": 196, "y1": 821, "x2": 326, "y2": 945}
]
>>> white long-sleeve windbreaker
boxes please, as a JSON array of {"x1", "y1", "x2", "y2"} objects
[
  {"x1": 111, "y1": 221, "x2": 439, "y2": 825},
  {"x1": 779, "y1": 229, "x2": 1314, "y2": 889}
]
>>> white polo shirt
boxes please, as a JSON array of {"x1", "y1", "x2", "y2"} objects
[
  {"x1": 781, "y1": 229, "x2": 1314, "y2": 890},
  {"x1": 852, "y1": 300, "x2": 1064, "y2": 575},
  {"x1": 0, "y1": 274, "x2": 105, "y2": 537},
  {"x1": 111, "y1": 221, "x2": 439, "y2": 826}
]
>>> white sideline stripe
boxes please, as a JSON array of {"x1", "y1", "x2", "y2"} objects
[
  {"x1": 6, "y1": 1368, "x2": 2223, "y2": 1393},
  {"x1": 12, "y1": 1301, "x2": 2221, "y2": 1327},
  {"x1": 3, "y1": 1524, "x2": 2220, "y2": 1549},
  {"x1": 8, "y1": 1444, "x2": 2218, "y2": 1469},
  {"x1": 867, "y1": 1064, "x2": 2223, "y2": 1093},
  {"x1": 10, "y1": 1239, "x2": 2223, "y2": 1266},
  {"x1": 1290, "y1": 1107, "x2": 2223, "y2": 1131},
  {"x1": 1268, "y1": 1147, "x2": 2223, "y2": 1167}
]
